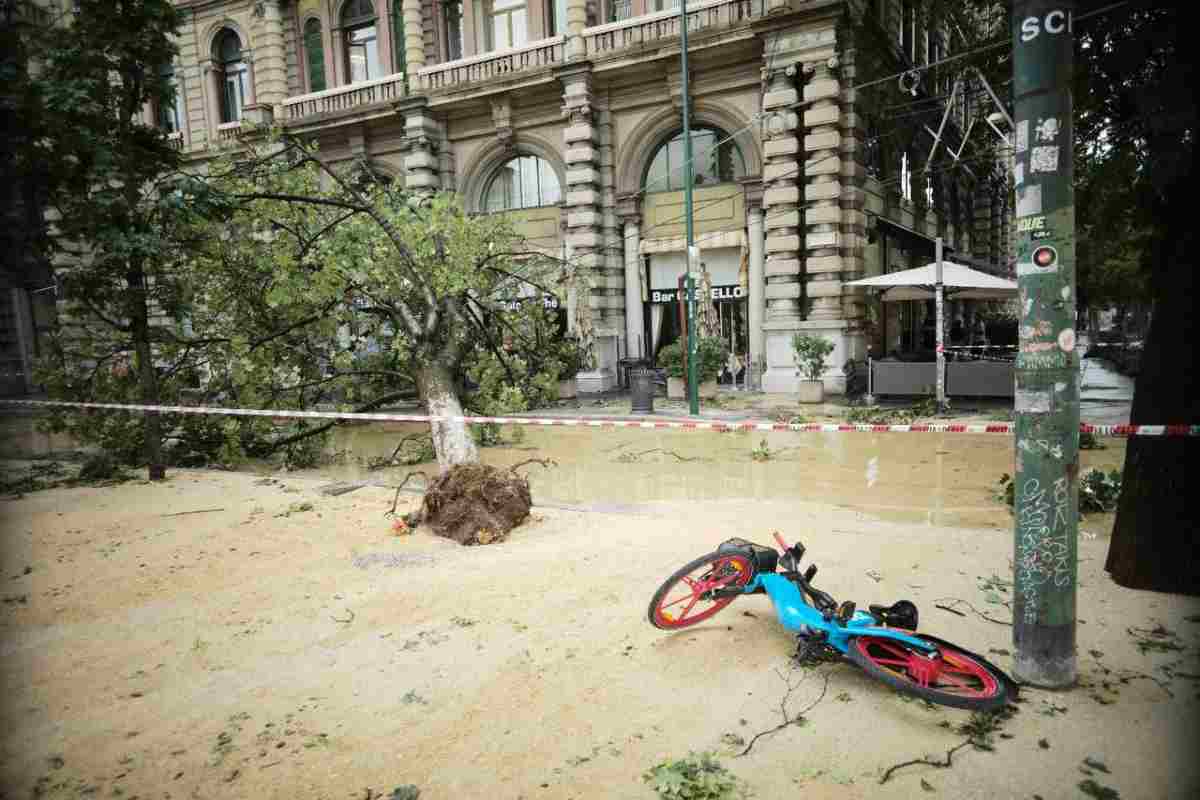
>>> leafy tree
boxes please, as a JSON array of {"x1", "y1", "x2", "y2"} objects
[
  {"x1": 1075, "y1": 2, "x2": 1198, "y2": 594},
  {"x1": 184, "y1": 136, "x2": 575, "y2": 470},
  {"x1": 17, "y1": 0, "x2": 228, "y2": 480}
]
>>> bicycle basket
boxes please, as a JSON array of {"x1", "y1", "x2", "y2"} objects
[{"x1": 717, "y1": 537, "x2": 779, "y2": 575}]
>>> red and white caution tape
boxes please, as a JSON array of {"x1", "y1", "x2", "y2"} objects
[{"x1": 2, "y1": 398, "x2": 1196, "y2": 437}]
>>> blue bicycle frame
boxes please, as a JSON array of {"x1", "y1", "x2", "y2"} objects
[{"x1": 743, "y1": 572, "x2": 939, "y2": 655}]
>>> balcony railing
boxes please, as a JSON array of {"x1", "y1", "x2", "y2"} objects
[
  {"x1": 282, "y1": 72, "x2": 408, "y2": 121},
  {"x1": 215, "y1": 121, "x2": 242, "y2": 142},
  {"x1": 584, "y1": 0, "x2": 765, "y2": 58},
  {"x1": 417, "y1": 36, "x2": 565, "y2": 92}
]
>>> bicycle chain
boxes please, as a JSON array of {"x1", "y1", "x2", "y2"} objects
[{"x1": 792, "y1": 633, "x2": 844, "y2": 666}]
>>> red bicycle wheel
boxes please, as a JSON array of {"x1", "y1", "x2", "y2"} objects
[
  {"x1": 848, "y1": 635, "x2": 1009, "y2": 711},
  {"x1": 647, "y1": 551, "x2": 755, "y2": 630}
]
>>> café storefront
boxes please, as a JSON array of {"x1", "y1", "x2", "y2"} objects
[{"x1": 640, "y1": 231, "x2": 750, "y2": 385}]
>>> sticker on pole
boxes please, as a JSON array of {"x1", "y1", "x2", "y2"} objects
[
  {"x1": 1018, "y1": 245, "x2": 1058, "y2": 276},
  {"x1": 1015, "y1": 388, "x2": 1052, "y2": 414}
]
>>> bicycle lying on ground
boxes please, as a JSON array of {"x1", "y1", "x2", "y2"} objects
[{"x1": 647, "y1": 533, "x2": 1017, "y2": 711}]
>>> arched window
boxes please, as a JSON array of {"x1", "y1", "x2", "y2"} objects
[
  {"x1": 214, "y1": 29, "x2": 247, "y2": 123},
  {"x1": 303, "y1": 18, "x2": 326, "y2": 92},
  {"x1": 483, "y1": 155, "x2": 561, "y2": 212},
  {"x1": 342, "y1": 0, "x2": 381, "y2": 83},
  {"x1": 642, "y1": 127, "x2": 746, "y2": 192}
]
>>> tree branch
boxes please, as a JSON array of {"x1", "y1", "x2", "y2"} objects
[
  {"x1": 234, "y1": 193, "x2": 365, "y2": 212},
  {"x1": 268, "y1": 391, "x2": 409, "y2": 450}
]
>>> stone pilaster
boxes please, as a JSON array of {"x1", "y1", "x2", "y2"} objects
[
  {"x1": 596, "y1": 106, "x2": 625, "y2": 358},
  {"x1": 253, "y1": 0, "x2": 288, "y2": 109},
  {"x1": 617, "y1": 196, "x2": 645, "y2": 360},
  {"x1": 402, "y1": 0, "x2": 426, "y2": 73},
  {"x1": 802, "y1": 57, "x2": 843, "y2": 321},
  {"x1": 398, "y1": 98, "x2": 441, "y2": 196},
  {"x1": 566, "y1": 0, "x2": 588, "y2": 59},
  {"x1": 560, "y1": 65, "x2": 613, "y2": 390},
  {"x1": 759, "y1": 24, "x2": 838, "y2": 394},
  {"x1": 838, "y1": 54, "x2": 868, "y2": 363}
]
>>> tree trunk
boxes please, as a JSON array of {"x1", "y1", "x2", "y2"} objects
[
  {"x1": 416, "y1": 361, "x2": 478, "y2": 471},
  {"x1": 1105, "y1": 191, "x2": 1198, "y2": 596},
  {"x1": 129, "y1": 267, "x2": 166, "y2": 481}
]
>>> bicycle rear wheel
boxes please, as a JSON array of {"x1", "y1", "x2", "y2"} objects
[
  {"x1": 647, "y1": 551, "x2": 754, "y2": 630},
  {"x1": 847, "y1": 634, "x2": 1010, "y2": 711}
]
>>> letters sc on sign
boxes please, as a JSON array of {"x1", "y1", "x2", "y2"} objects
[{"x1": 1020, "y1": 9, "x2": 1072, "y2": 42}]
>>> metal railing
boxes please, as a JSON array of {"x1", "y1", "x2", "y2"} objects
[
  {"x1": 416, "y1": 36, "x2": 566, "y2": 91},
  {"x1": 282, "y1": 72, "x2": 408, "y2": 121},
  {"x1": 583, "y1": 0, "x2": 764, "y2": 58}
]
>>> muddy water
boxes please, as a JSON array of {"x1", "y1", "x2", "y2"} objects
[
  {"x1": 2, "y1": 355, "x2": 1131, "y2": 530},
  {"x1": 300, "y1": 422, "x2": 1127, "y2": 530}
]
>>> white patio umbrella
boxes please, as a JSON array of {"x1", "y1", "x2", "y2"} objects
[
  {"x1": 845, "y1": 242, "x2": 1017, "y2": 411},
  {"x1": 844, "y1": 260, "x2": 1018, "y2": 301}
]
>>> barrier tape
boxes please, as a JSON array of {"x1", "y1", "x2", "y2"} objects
[
  {"x1": 940, "y1": 342, "x2": 1138, "y2": 351},
  {"x1": 2, "y1": 398, "x2": 1196, "y2": 437}
]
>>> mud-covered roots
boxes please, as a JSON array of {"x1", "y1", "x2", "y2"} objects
[{"x1": 420, "y1": 463, "x2": 532, "y2": 545}]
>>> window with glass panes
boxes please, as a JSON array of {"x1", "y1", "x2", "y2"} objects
[
  {"x1": 642, "y1": 128, "x2": 746, "y2": 192},
  {"x1": 476, "y1": 0, "x2": 527, "y2": 52},
  {"x1": 483, "y1": 156, "x2": 561, "y2": 212},
  {"x1": 443, "y1": 0, "x2": 464, "y2": 60},
  {"x1": 342, "y1": 0, "x2": 381, "y2": 83},
  {"x1": 214, "y1": 30, "x2": 246, "y2": 123},
  {"x1": 304, "y1": 18, "x2": 326, "y2": 92}
]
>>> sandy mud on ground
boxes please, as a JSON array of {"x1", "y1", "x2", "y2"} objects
[{"x1": 2, "y1": 468, "x2": 1198, "y2": 799}]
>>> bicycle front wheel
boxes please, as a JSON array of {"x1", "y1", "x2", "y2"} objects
[
  {"x1": 647, "y1": 551, "x2": 755, "y2": 630},
  {"x1": 847, "y1": 635, "x2": 1010, "y2": 711}
]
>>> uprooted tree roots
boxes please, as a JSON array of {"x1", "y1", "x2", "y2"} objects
[{"x1": 392, "y1": 460, "x2": 554, "y2": 546}]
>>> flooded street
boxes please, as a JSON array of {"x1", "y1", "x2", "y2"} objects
[
  {"x1": 308, "y1": 421, "x2": 1126, "y2": 530},
  {"x1": 2, "y1": 355, "x2": 1132, "y2": 530}
]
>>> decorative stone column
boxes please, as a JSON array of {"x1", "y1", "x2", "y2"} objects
[
  {"x1": 617, "y1": 196, "x2": 646, "y2": 360},
  {"x1": 596, "y1": 106, "x2": 625, "y2": 364},
  {"x1": 253, "y1": 1, "x2": 288, "y2": 109},
  {"x1": 802, "y1": 57, "x2": 843, "y2": 322},
  {"x1": 402, "y1": 0, "x2": 426, "y2": 74},
  {"x1": 759, "y1": 24, "x2": 840, "y2": 394},
  {"x1": 566, "y1": 0, "x2": 588, "y2": 59},
  {"x1": 759, "y1": 62, "x2": 802, "y2": 393},
  {"x1": 746, "y1": 193, "x2": 766, "y2": 391},
  {"x1": 397, "y1": 98, "x2": 441, "y2": 196},
  {"x1": 560, "y1": 64, "x2": 614, "y2": 391}
]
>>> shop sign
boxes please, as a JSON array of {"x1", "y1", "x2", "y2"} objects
[
  {"x1": 498, "y1": 295, "x2": 561, "y2": 311},
  {"x1": 650, "y1": 284, "x2": 746, "y2": 304}
]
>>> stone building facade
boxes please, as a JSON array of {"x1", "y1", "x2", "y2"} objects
[{"x1": 144, "y1": 0, "x2": 1011, "y2": 394}]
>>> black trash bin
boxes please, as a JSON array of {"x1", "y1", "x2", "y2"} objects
[{"x1": 629, "y1": 366, "x2": 656, "y2": 415}]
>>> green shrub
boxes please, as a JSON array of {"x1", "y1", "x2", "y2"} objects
[
  {"x1": 791, "y1": 334, "x2": 835, "y2": 381},
  {"x1": 657, "y1": 340, "x2": 686, "y2": 379},
  {"x1": 1080, "y1": 468, "x2": 1122, "y2": 513},
  {"x1": 657, "y1": 337, "x2": 728, "y2": 382},
  {"x1": 643, "y1": 752, "x2": 749, "y2": 800}
]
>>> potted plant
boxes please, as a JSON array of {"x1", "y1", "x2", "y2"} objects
[
  {"x1": 556, "y1": 337, "x2": 588, "y2": 400},
  {"x1": 791, "y1": 333, "x2": 834, "y2": 403},
  {"x1": 695, "y1": 336, "x2": 729, "y2": 399},
  {"x1": 657, "y1": 340, "x2": 687, "y2": 399},
  {"x1": 656, "y1": 337, "x2": 729, "y2": 400}
]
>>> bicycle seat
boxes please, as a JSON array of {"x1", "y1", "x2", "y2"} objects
[{"x1": 868, "y1": 600, "x2": 919, "y2": 630}]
